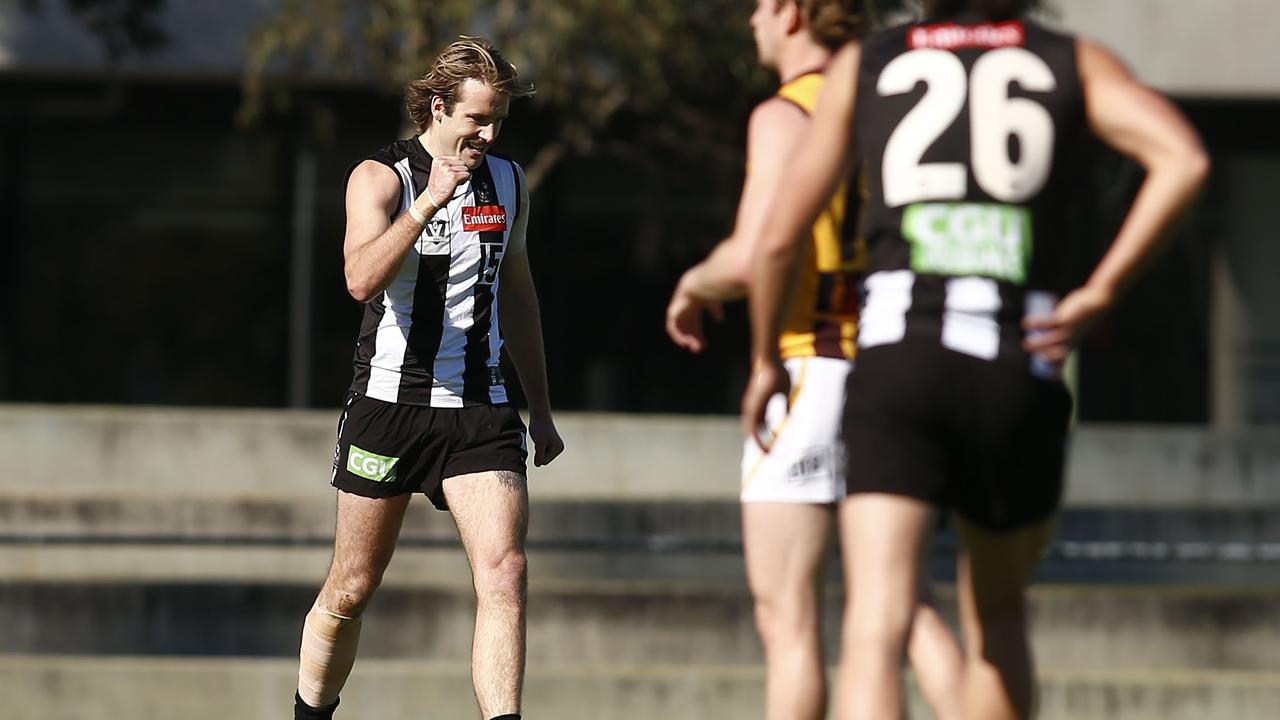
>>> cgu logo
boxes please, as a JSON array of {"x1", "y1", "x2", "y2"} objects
[
  {"x1": 348, "y1": 449, "x2": 397, "y2": 482},
  {"x1": 463, "y1": 204, "x2": 507, "y2": 232}
]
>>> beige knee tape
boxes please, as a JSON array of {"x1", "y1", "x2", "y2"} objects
[{"x1": 298, "y1": 603, "x2": 363, "y2": 707}]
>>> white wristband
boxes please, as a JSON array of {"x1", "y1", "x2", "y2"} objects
[{"x1": 408, "y1": 189, "x2": 446, "y2": 225}]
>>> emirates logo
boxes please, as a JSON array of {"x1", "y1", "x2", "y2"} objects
[{"x1": 463, "y1": 205, "x2": 507, "y2": 232}]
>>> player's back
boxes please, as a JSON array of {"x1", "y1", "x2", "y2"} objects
[{"x1": 853, "y1": 12, "x2": 1082, "y2": 369}]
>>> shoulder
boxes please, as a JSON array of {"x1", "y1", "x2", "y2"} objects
[
  {"x1": 344, "y1": 139, "x2": 413, "y2": 189},
  {"x1": 749, "y1": 96, "x2": 809, "y2": 138},
  {"x1": 1076, "y1": 37, "x2": 1131, "y2": 78},
  {"x1": 345, "y1": 159, "x2": 401, "y2": 203},
  {"x1": 484, "y1": 153, "x2": 527, "y2": 184},
  {"x1": 484, "y1": 152, "x2": 520, "y2": 172}
]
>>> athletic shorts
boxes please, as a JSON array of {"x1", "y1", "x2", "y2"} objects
[
  {"x1": 741, "y1": 356, "x2": 851, "y2": 504},
  {"x1": 843, "y1": 342, "x2": 1072, "y2": 530},
  {"x1": 330, "y1": 392, "x2": 528, "y2": 510}
]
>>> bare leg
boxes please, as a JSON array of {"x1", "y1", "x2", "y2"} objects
[
  {"x1": 908, "y1": 556, "x2": 967, "y2": 720},
  {"x1": 955, "y1": 517, "x2": 1056, "y2": 720},
  {"x1": 299, "y1": 490, "x2": 411, "y2": 707},
  {"x1": 743, "y1": 502, "x2": 835, "y2": 720},
  {"x1": 833, "y1": 493, "x2": 934, "y2": 720},
  {"x1": 444, "y1": 470, "x2": 529, "y2": 719}
]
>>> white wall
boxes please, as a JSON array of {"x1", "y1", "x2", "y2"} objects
[{"x1": 1046, "y1": 0, "x2": 1280, "y2": 97}]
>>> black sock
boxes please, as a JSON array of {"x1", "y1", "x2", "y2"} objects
[
  {"x1": 294, "y1": 692, "x2": 339, "y2": 720},
  {"x1": 489, "y1": 715, "x2": 521, "y2": 720}
]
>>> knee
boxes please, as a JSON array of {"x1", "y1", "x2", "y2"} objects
[
  {"x1": 843, "y1": 599, "x2": 914, "y2": 652},
  {"x1": 473, "y1": 547, "x2": 527, "y2": 608},
  {"x1": 321, "y1": 565, "x2": 384, "y2": 618},
  {"x1": 753, "y1": 591, "x2": 819, "y2": 652}
]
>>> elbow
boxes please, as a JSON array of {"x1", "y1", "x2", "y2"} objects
[
  {"x1": 345, "y1": 271, "x2": 376, "y2": 303},
  {"x1": 1185, "y1": 146, "x2": 1211, "y2": 193}
]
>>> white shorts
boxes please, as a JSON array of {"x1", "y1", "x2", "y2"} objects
[{"x1": 741, "y1": 356, "x2": 852, "y2": 504}]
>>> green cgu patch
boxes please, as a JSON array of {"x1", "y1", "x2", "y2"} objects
[{"x1": 903, "y1": 202, "x2": 1032, "y2": 284}]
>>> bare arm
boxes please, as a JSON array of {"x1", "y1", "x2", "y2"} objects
[
  {"x1": 498, "y1": 167, "x2": 564, "y2": 466},
  {"x1": 1024, "y1": 39, "x2": 1210, "y2": 361},
  {"x1": 343, "y1": 155, "x2": 470, "y2": 302},
  {"x1": 748, "y1": 43, "x2": 861, "y2": 366},
  {"x1": 666, "y1": 98, "x2": 810, "y2": 352},
  {"x1": 741, "y1": 42, "x2": 861, "y2": 442}
]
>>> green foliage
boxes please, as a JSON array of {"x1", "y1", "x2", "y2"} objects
[
  {"x1": 29, "y1": 0, "x2": 1049, "y2": 188},
  {"x1": 238, "y1": 0, "x2": 774, "y2": 188},
  {"x1": 237, "y1": 0, "x2": 1048, "y2": 188}
]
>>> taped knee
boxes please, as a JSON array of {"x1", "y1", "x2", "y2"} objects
[{"x1": 298, "y1": 603, "x2": 363, "y2": 708}]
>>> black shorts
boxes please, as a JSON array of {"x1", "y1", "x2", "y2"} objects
[
  {"x1": 843, "y1": 342, "x2": 1073, "y2": 531},
  {"x1": 330, "y1": 392, "x2": 528, "y2": 510}
]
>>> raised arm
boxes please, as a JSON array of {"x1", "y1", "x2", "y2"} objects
[
  {"x1": 741, "y1": 42, "x2": 861, "y2": 443},
  {"x1": 665, "y1": 97, "x2": 810, "y2": 353},
  {"x1": 1024, "y1": 39, "x2": 1210, "y2": 362},
  {"x1": 498, "y1": 166, "x2": 564, "y2": 467},
  {"x1": 343, "y1": 156, "x2": 471, "y2": 302}
]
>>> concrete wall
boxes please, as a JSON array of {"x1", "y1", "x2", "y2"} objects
[
  {"x1": 1, "y1": 404, "x2": 1277, "y2": 505},
  {"x1": 1048, "y1": 0, "x2": 1280, "y2": 98}
]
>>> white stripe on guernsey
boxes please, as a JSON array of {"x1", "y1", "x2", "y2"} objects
[
  {"x1": 1024, "y1": 290, "x2": 1061, "y2": 380},
  {"x1": 366, "y1": 157, "x2": 419, "y2": 403},
  {"x1": 858, "y1": 270, "x2": 915, "y2": 349},
  {"x1": 941, "y1": 276, "x2": 1002, "y2": 360},
  {"x1": 391, "y1": 157, "x2": 413, "y2": 217},
  {"x1": 487, "y1": 159, "x2": 516, "y2": 404}
]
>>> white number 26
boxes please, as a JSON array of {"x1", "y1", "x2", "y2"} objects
[{"x1": 878, "y1": 47, "x2": 1057, "y2": 207}]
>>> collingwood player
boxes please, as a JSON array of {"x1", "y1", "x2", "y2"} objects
[
  {"x1": 667, "y1": 2, "x2": 962, "y2": 719},
  {"x1": 742, "y1": 0, "x2": 1208, "y2": 718},
  {"x1": 294, "y1": 38, "x2": 564, "y2": 720}
]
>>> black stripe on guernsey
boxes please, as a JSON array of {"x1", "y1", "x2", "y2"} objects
[
  {"x1": 405, "y1": 142, "x2": 449, "y2": 393},
  {"x1": 461, "y1": 161, "x2": 501, "y2": 402}
]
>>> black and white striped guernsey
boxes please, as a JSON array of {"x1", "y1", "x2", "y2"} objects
[
  {"x1": 853, "y1": 14, "x2": 1083, "y2": 378},
  {"x1": 344, "y1": 138, "x2": 525, "y2": 407}
]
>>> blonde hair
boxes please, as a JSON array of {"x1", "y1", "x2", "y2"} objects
[
  {"x1": 799, "y1": 0, "x2": 864, "y2": 49},
  {"x1": 405, "y1": 37, "x2": 535, "y2": 133}
]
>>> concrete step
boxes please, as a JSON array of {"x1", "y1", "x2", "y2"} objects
[
  {"x1": 4, "y1": 574, "x2": 1278, "y2": 672},
  {"x1": 9, "y1": 494, "x2": 1280, "y2": 546},
  {"x1": 5, "y1": 655, "x2": 1279, "y2": 720},
  {"x1": 5, "y1": 495, "x2": 1280, "y2": 585},
  {"x1": 4, "y1": 404, "x2": 1279, "y2": 506}
]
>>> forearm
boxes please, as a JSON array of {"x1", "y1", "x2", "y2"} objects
[
  {"x1": 500, "y1": 295, "x2": 553, "y2": 417},
  {"x1": 747, "y1": 159, "x2": 840, "y2": 362},
  {"x1": 748, "y1": 235, "x2": 802, "y2": 362},
  {"x1": 681, "y1": 240, "x2": 749, "y2": 302}
]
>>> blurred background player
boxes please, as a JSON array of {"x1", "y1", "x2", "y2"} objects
[
  {"x1": 667, "y1": 2, "x2": 963, "y2": 718},
  {"x1": 742, "y1": 0, "x2": 1209, "y2": 718},
  {"x1": 294, "y1": 38, "x2": 564, "y2": 720}
]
